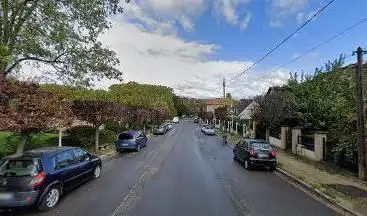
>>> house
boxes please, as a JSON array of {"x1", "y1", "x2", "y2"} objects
[
  {"x1": 235, "y1": 99, "x2": 258, "y2": 120},
  {"x1": 202, "y1": 98, "x2": 231, "y2": 114}
]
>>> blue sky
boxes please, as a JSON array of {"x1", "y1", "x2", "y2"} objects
[{"x1": 98, "y1": 0, "x2": 367, "y2": 99}]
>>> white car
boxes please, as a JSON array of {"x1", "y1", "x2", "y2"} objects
[
  {"x1": 167, "y1": 123, "x2": 173, "y2": 130},
  {"x1": 172, "y1": 117, "x2": 179, "y2": 123}
]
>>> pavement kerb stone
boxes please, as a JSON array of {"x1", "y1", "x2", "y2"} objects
[
  {"x1": 100, "y1": 133, "x2": 153, "y2": 161},
  {"x1": 275, "y1": 168, "x2": 363, "y2": 216}
]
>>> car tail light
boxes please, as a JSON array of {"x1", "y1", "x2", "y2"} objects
[
  {"x1": 270, "y1": 150, "x2": 276, "y2": 157},
  {"x1": 248, "y1": 149, "x2": 256, "y2": 156},
  {"x1": 30, "y1": 171, "x2": 46, "y2": 187}
]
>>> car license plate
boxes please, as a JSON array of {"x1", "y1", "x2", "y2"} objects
[
  {"x1": 122, "y1": 144, "x2": 129, "y2": 146},
  {"x1": 0, "y1": 193, "x2": 13, "y2": 200},
  {"x1": 258, "y1": 154, "x2": 268, "y2": 159}
]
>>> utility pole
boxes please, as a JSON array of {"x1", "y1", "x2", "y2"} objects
[
  {"x1": 223, "y1": 78, "x2": 226, "y2": 99},
  {"x1": 353, "y1": 47, "x2": 367, "y2": 179}
]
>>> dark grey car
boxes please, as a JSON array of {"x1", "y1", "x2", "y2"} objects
[{"x1": 233, "y1": 139, "x2": 276, "y2": 171}]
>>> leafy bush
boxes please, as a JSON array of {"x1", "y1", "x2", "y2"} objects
[{"x1": 65, "y1": 126, "x2": 95, "y2": 147}]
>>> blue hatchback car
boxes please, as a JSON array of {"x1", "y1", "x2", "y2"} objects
[
  {"x1": 115, "y1": 131, "x2": 148, "y2": 152},
  {"x1": 0, "y1": 147, "x2": 102, "y2": 211}
]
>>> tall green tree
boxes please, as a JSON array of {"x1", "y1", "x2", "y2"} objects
[{"x1": 0, "y1": 0, "x2": 130, "y2": 102}]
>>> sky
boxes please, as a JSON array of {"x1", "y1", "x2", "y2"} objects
[{"x1": 44, "y1": 0, "x2": 367, "y2": 99}]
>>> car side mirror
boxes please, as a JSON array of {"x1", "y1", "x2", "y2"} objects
[{"x1": 85, "y1": 154, "x2": 91, "y2": 161}]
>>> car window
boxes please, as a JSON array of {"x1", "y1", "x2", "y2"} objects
[
  {"x1": 72, "y1": 148, "x2": 87, "y2": 163},
  {"x1": 243, "y1": 141, "x2": 249, "y2": 149},
  {"x1": 56, "y1": 150, "x2": 75, "y2": 169},
  {"x1": 250, "y1": 142, "x2": 270, "y2": 150},
  {"x1": 0, "y1": 159, "x2": 41, "y2": 177},
  {"x1": 118, "y1": 133, "x2": 134, "y2": 140}
]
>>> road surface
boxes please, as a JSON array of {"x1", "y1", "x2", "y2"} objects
[{"x1": 11, "y1": 121, "x2": 336, "y2": 216}]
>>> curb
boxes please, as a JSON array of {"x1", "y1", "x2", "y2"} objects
[{"x1": 275, "y1": 168, "x2": 363, "y2": 216}]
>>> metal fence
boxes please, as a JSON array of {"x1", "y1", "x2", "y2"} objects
[{"x1": 300, "y1": 134, "x2": 314, "y2": 151}]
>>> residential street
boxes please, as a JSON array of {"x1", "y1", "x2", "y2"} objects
[{"x1": 13, "y1": 121, "x2": 336, "y2": 216}]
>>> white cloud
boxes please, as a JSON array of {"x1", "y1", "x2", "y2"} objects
[
  {"x1": 269, "y1": 19, "x2": 283, "y2": 27},
  {"x1": 214, "y1": 0, "x2": 252, "y2": 26},
  {"x1": 240, "y1": 12, "x2": 252, "y2": 30},
  {"x1": 125, "y1": 0, "x2": 205, "y2": 33},
  {"x1": 96, "y1": 18, "x2": 288, "y2": 99},
  {"x1": 296, "y1": 9, "x2": 318, "y2": 24},
  {"x1": 269, "y1": 0, "x2": 309, "y2": 27},
  {"x1": 271, "y1": 0, "x2": 308, "y2": 12}
]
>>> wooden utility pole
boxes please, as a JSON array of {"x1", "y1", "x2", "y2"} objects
[
  {"x1": 353, "y1": 47, "x2": 367, "y2": 179},
  {"x1": 223, "y1": 78, "x2": 226, "y2": 99}
]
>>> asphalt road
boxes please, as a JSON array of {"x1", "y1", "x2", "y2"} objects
[{"x1": 12, "y1": 121, "x2": 336, "y2": 216}]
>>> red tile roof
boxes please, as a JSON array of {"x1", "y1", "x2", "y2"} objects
[{"x1": 204, "y1": 98, "x2": 231, "y2": 106}]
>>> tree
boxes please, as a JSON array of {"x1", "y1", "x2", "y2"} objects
[
  {"x1": 0, "y1": 80, "x2": 73, "y2": 152},
  {"x1": 214, "y1": 106, "x2": 228, "y2": 121},
  {"x1": 71, "y1": 100, "x2": 123, "y2": 152},
  {"x1": 0, "y1": 0, "x2": 130, "y2": 103}
]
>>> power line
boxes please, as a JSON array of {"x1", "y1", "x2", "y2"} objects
[
  {"x1": 227, "y1": 0, "x2": 336, "y2": 83},
  {"x1": 266, "y1": 16, "x2": 367, "y2": 74}
]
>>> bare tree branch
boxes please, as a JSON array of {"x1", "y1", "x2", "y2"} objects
[{"x1": 5, "y1": 51, "x2": 67, "y2": 75}]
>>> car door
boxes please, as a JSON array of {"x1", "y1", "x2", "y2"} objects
[
  {"x1": 240, "y1": 141, "x2": 250, "y2": 161},
  {"x1": 71, "y1": 148, "x2": 92, "y2": 181},
  {"x1": 237, "y1": 141, "x2": 249, "y2": 163},
  {"x1": 234, "y1": 140, "x2": 244, "y2": 160},
  {"x1": 140, "y1": 132, "x2": 148, "y2": 146},
  {"x1": 135, "y1": 132, "x2": 142, "y2": 147},
  {"x1": 54, "y1": 150, "x2": 78, "y2": 190}
]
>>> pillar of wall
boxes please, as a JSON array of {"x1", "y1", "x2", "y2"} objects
[
  {"x1": 265, "y1": 127, "x2": 270, "y2": 143},
  {"x1": 292, "y1": 128, "x2": 301, "y2": 154},
  {"x1": 235, "y1": 123, "x2": 238, "y2": 134},
  {"x1": 280, "y1": 127, "x2": 288, "y2": 149},
  {"x1": 314, "y1": 132, "x2": 327, "y2": 161},
  {"x1": 251, "y1": 121, "x2": 257, "y2": 139}
]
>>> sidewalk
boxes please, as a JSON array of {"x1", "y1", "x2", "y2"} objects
[{"x1": 276, "y1": 149, "x2": 367, "y2": 216}]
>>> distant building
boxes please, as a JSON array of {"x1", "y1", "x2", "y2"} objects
[{"x1": 202, "y1": 98, "x2": 231, "y2": 115}]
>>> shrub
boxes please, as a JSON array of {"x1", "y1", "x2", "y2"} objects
[{"x1": 65, "y1": 126, "x2": 95, "y2": 147}]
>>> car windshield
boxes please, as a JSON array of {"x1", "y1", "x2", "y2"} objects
[
  {"x1": 250, "y1": 142, "x2": 271, "y2": 151},
  {"x1": 118, "y1": 133, "x2": 134, "y2": 140},
  {"x1": 0, "y1": 159, "x2": 41, "y2": 177}
]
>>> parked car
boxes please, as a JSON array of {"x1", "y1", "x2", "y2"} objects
[
  {"x1": 201, "y1": 124, "x2": 208, "y2": 132},
  {"x1": 172, "y1": 117, "x2": 179, "y2": 123},
  {"x1": 115, "y1": 131, "x2": 148, "y2": 152},
  {"x1": 166, "y1": 123, "x2": 173, "y2": 131},
  {"x1": 202, "y1": 125, "x2": 215, "y2": 135},
  {"x1": 153, "y1": 124, "x2": 168, "y2": 135},
  {"x1": 0, "y1": 147, "x2": 102, "y2": 211},
  {"x1": 194, "y1": 118, "x2": 200, "y2": 123},
  {"x1": 233, "y1": 139, "x2": 276, "y2": 171}
]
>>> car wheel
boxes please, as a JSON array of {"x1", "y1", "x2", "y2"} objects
[
  {"x1": 93, "y1": 165, "x2": 101, "y2": 179},
  {"x1": 38, "y1": 186, "x2": 61, "y2": 211},
  {"x1": 244, "y1": 160, "x2": 251, "y2": 170},
  {"x1": 136, "y1": 145, "x2": 141, "y2": 152},
  {"x1": 269, "y1": 166, "x2": 276, "y2": 172}
]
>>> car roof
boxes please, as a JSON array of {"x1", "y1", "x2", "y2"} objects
[
  {"x1": 120, "y1": 130, "x2": 140, "y2": 135},
  {"x1": 2, "y1": 146, "x2": 79, "y2": 159}
]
